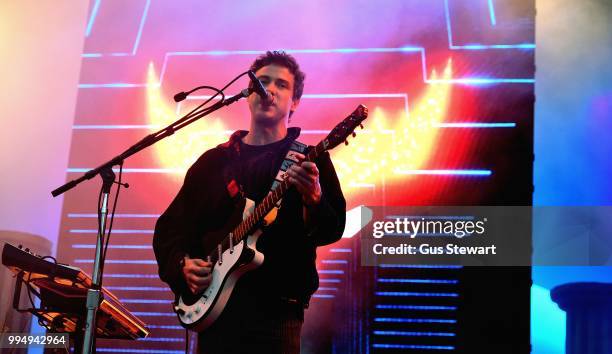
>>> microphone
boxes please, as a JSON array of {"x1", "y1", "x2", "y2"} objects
[
  {"x1": 248, "y1": 70, "x2": 270, "y2": 103},
  {"x1": 173, "y1": 91, "x2": 188, "y2": 102}
]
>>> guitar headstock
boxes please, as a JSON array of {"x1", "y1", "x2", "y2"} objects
[{"x1": 321, "y1": 104, "x2": 368, "y2": 151}]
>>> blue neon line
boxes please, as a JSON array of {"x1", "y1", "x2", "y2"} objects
[
  {"x1": 376, "y1": 304, "x2": 457, "y2": 311},
  {"x1": 184, "y1": 94, "x2": 222, "y2": 100},
  {"x1": 138, "y1": 337, "x2": 183, "y2": 342},
  {"x1": 72, "y1": 244, "x2": 152, "y2": 249},
  {"x1": 488, "y1": 0, "x2": 497, "y2": 26},
  {"x1": 105, "y1": 274, "x2": 160, "y2": 278},
  {"x1": 82, "y1": 52, "x2": 131, "y2": 57},
  {"x1": 319, "y1": 279, "x2": 342, "y2": 283},
  {"x1": 303, "y1": 93, "x2": 406, "y2": 99},
  {"x1": 317, "y1": 287, "x2": 339, "y2": 291},
  {"x1": 394, "y1": 169, "x2": 492, "y2": 176},
  {"x1": 444, "y1": 0, "x2": 454, "y2": 47},
  {"x1": 452, "y1": 43, "x2": 535, "y2": 50},
  {"x1": 105, "y1": 286, "x2": 169, "y2": 291},
  {"x1": 379, "y1": 264, "x2": 463, "y2": 269},
  {"x1": 321, "y1": 260, "x2": 348, "y2": 264},
  {"x1": 77, "y1": 83, "x2": 155, "y2": 88},
  {"x1": 372, "y1": 343, "x2": 455, "y2": 350},
  {"x1": 73, "y1": 125, "x2": 159, "y2": 130},
  {"x1": 97, "y1": 349, "x2": 184, "y2": 354},
  {"x1": 75, "y1": 260, "x2": 157, "y2": 265},
  {"x1": 434, "y1": 122, "x2": 516, "y2": 128},
  {"x1": 166, "y1": 47, "x2": 422, "y2": 57},
  {"x1": 146, "y1": 325, "x2": 183, "y2": 330},
  {"x1": 168, "y1": 50, "x2": 265, "y2": 57},
  {"x1": 318, "y1": 270, "x2": 345, "y2": 274},
  {"x1": 68, "y1": 213, "x2": 160, "y2": 218},
  {"x1": 69, "y1": 229, "x2": 154, "y2": 234},
  {"x1": 377, "y1": 278, "x2": 458, "y2": 284},
  {"x1": 374, "y1": 317, "x2": 457, "y2": 324},
  {"x1": 427, "y1": 78, "x2": 534, "y2": 84},
  {"x1": 72, "y1": 122, "x2": 230, "y2": 134},
  {"x1": 312, "y1": 294, "x2": 335, "y2": 298},
  {"x1": 131, "y1": 0, "x2": 151, "y2": 55},
  {"x1": 67, "y1": 168, "x2": 183, "y2": 173},
  {"x1": 373, "y1": 330, "x2": 456, "y2": 337},
  {"x1": 376, "y1": 291, "x2": 459, "y2": 297},
  {"x1": 289, "y1": 47, "x2": 423, "y2": 53},
  {"x1": 330, "y1": 248, "x2": 352, "y2": 253},
  {"x1": 131, "y1": 311, "x2": 175, "y2": 317},
  {"x1": 420, "y1": 48, "x2": 429, "y2": 87},
  {"x1": 85, "y1": 0, "x2": 101, "y2": 37},
  {"x1": 120, "y1": 299, "x2": 172, "y2": 304}
]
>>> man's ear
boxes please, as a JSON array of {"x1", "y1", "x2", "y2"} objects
[{"x1": 290, "y1": 98, "x2": 300, "y2": 115}]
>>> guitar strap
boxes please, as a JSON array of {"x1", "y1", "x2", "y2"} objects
[
  {"x1": 269, "y1": 140, "x2": 308, "y2": 207},
  {"x1": 223, "y1": 136, "x2": 308, "y2": 209}
]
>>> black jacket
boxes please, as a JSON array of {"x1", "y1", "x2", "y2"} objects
[{"x1": 153, "y1": 127, "x2": 346, "y2": 303}]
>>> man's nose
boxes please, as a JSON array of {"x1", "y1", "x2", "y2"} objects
[{"x1": 265, "y1": 82, "x2": 277, "y2": 95}]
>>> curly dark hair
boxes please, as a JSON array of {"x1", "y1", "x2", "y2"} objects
[{"x1": 249, "y1": 51, "x2": 305, "y2": 101}]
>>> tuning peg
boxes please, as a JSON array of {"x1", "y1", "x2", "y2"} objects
[
  {"x1": 352, "y1": 132, "x2": 356, "y2": 137},
  {"x1": 344, "y1": 140, "x2": 349, "y2": 146},
  {"x1": 360, "y1": 124, "x2": 364, "y2": 129}
]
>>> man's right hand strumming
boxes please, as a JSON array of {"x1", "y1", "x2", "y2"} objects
[{"x1": 182, "y1": 256, "x2": 212, "y2": 294}]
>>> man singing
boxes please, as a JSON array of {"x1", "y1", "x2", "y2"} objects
[{"x1": 153, "y1": 51, "x2": 346, "y2": 353}]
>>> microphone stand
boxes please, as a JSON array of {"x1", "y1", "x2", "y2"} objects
[{"x1": 51, "y1": 87, "x2": 251, "y2": 354}]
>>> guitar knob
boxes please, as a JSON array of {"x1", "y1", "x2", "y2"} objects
[
  {"x1": 352, "y1": 132, "x2": 356, "y2": 137},
  {"x1": 173, "y1": 306, "x2": 185, "y2": 316},
  {"x1": 360, "y1": 124, "x2": 364, "y2": 129},
  {"x1": 344, "y1": 140, "x2": 349, "y2": 146}
]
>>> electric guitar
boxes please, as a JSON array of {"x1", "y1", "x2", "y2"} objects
[{"x1": 173, "y1": 104, "x2": 368, "y2": 331}]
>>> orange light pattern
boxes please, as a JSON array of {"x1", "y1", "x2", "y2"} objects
[
  {"x1": 331, "y1": 60, "x2": 453, "y2": 193},
  {"x1": 146, "y1": 62, "x2": 228, "y2": 175}
]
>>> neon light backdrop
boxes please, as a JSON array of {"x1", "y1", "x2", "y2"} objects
[{"x1": 58, "y1": 0, "x2": 535, "y2": 352}]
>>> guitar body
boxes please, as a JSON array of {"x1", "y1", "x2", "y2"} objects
[{"x1": 174, "y1": 197, "x2": 267, "y2": 331}]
